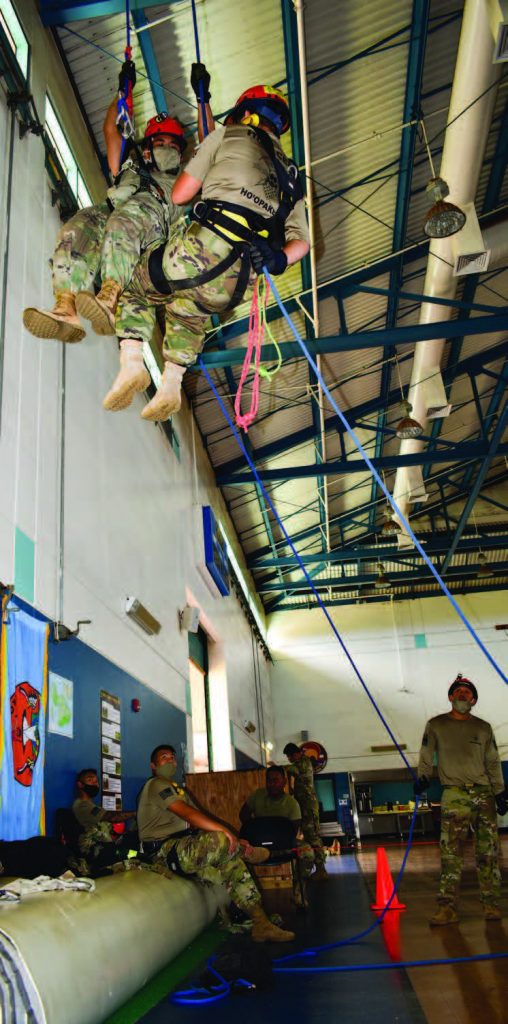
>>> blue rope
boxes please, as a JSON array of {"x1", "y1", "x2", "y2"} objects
[
  {"x1": 274, "y1": 798, "x2": 419, "y2": 964},
  {"x1": 190, "y1": 0, "x2": 209, "y2": 138},
  {"x1": 199, "y1": 357, "x2": 415, "y2": 772},
  {"x1": 261, "y1": 270, "x2": 508, "y2": 686},
  {"x1": 125, "y1": 0, "x2": 130, "y2": 49},
  {"x1": 274, "y1": 950, "x2": 508, "y2": 975}
]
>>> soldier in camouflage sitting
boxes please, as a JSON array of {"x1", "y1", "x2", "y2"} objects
[
  {"x1": 137, "y1": 744, "x2": 295, "y2": 943},
  {"x1": 239, "y1": 764, "x2": 315, "y2": 908},
  {"x1": 72, "y1": 768, "x2": 136, "y2": 872},
  {"x1": 415, "y1": 674, "x2": 508, "y2": 925},
  {"x1": 283, "y1": 743, "x2": 328, "y2": 880}
]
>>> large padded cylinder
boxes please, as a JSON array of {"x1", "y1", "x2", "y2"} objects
[{"x1": 0, "y1": 871, "x2": 219, "y2": 1024}]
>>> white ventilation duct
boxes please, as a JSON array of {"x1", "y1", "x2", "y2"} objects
[{"x1": 393, "y1": 0, "x2": 504, "y2": 547}]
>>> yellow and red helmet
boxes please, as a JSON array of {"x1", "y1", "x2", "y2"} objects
[
  {"x1": 143, "y1": 113, "x2": 186, "y2": 152},
  {"x1": 231, "y1": 85, "x2": 290, "y2": 135}
]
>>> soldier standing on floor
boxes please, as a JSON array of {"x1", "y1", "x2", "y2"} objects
[
  {"x1": 283, "y1": 743, "x2": 328, "y2": 879},
  {"x1": 415, "y1": 674, "x2": 508, "y2": 925}
]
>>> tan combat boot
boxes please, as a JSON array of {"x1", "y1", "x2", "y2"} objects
[
  {"x1": 141, "y1": 361, "x2": 186, "y2": 421},
  {"x1": 23, "y1": 292, "x2": 85, "y2": 343},
  {"x1": 484, "y1": 904, "x2": 502, "y2": 921},
  {"x1": 250, "y1": 904, "x2": 295, "y2": 943},
  {"x1": 429, "y1": 904, "x2": 459, "y2": 926},
  {"x1": 76, "y1": 279, "x2": 122, "y2": 335},
  {"x1": 103, "y1": 339, "x2": 150, "y2": 412}
]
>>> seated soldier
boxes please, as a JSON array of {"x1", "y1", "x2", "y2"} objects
[
  {"x1": 72, "y1": 768, "x2": 136, "y2": 871},
  {"x1": 137, "y1": 744, "x2": 295, "y2": 943},
  {"x1": 240, "y1": 765, "x2": 314, "y2": 908},
  {"x1": 107, "y1": 84, "x2": 310, "y2": 421}
]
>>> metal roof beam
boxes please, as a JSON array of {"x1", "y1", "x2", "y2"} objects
[
  {"x1": 216, "y1": 340, "x2": 508, "y2": 477},
  {"x1": 271, "y1": 580, "x2": 508, "y2": 611},
  {"x1": 248, "y1": 466, "x2": 508, "y2": 564},
  {"x1": 441, "y1": 401, "x2": 508, "y2": 573},
  {"x1": 352, "y1": 282, "x2": 500, "y2": 316},
  {"x1": 40, "y1": 1, "x2": 179, "y2": 25},
  {"x1": 131, "y1": 10, "x2": 166, "y2": 113},
  {"x1": 198, "y1": 314, "x2": 508, "y2": 370},
  {"x1": 251, "y1": 533, "x2": 508, "y2": 569},
  {"x1": 219, "y1": 441, "x2": 508, "y2": 485},
  {"x1": 258, "y1": 561, "x2": 508, "y2": 594}
]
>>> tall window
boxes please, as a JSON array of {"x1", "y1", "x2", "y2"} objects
[
  {"x1": 45, "y1": 96, "x2": 92, "y2": 209},
  {"x1": 0, "y1": 0, "x2": 29, "y2": 80}
]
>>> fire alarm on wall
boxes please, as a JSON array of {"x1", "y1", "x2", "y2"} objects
[{"x1": 131, "y1": 699, "x2": 141, "y2": 713}]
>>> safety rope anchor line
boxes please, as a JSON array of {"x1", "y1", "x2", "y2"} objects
[{"x1": 260, "y1": 268, "x2": 507, "y2": 686}]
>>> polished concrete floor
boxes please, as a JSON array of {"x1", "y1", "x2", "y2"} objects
[{"x1": 138, "y1": 835, "x2": 508, "y2": 1024}]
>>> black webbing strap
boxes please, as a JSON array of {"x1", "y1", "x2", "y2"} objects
[{"x1": 148, "y1": 242, "x2": 240, "y2": 297}]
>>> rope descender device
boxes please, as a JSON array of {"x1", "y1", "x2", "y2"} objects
[{"x1": 116, "y1": 43, "x2": 136, "y2": 141}]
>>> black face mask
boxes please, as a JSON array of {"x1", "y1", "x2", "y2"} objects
[{"x1": 82, "y1": 784, "x2": 99, "y2": 797}]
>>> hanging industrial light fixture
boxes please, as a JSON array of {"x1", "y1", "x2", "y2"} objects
[
  {"x1": 375, "y1": 563, "x2": 391, "y2": 589},
  {"x1": 380, "y1": 504, "x2": 402, "y2": 537},
  {"x1": 420, "y1": 120, "x2": 466, "y2": 239},
  {"x1": 394, "y1": 354, "x2": 423, "y2": 439},
  {"x1": 477, "y1": 551, "x2": 493, "y2": 579},
  {"x1": 396, "y1": 399, "x2": 424, "y2": 439}
]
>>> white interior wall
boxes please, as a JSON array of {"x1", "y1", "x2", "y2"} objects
[
  {"x1": 0, "y1": 1, "x2": 272, "y2": 768},
  {"x1": 268, "y1": 594, "x2": 508, "y2": 774}
]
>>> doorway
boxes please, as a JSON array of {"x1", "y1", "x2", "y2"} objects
[{"x1": 188, "y1": 627, "x2": 212, "y2": 772}]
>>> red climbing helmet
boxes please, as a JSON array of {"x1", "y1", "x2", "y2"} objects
[
  {"x1": 143, "y1": 113, "x2": 186, "y2": 152},
  {"x1": 231, "y1": 85, "x2": 290, "y2": 136}
]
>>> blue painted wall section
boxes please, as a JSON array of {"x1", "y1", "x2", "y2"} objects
[{"x1": 0, "y1": 595, "x2": 185, "y2": 838}]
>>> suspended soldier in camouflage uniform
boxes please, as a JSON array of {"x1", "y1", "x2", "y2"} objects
[
  {"x1": 239, "y1": 765, "x2": 315, "y2": 908},
  {"x1": 283, "y1": 743, "x2": 327, "y2": 879},
  {"x1": 415, "y1": 674, "x2": 508, "y2": 925},
  {"x1": 72, "y1": 768, "x2": 137, "y2": 873},
  {"x1": 22, "y1": 60, "x2": 214, "y2": 361},
  {"x1": 107, "y1": 84, "x2": 309, "y2": 421},
  {"x1": 137, "y1": 744, "x2": 295, "y2": 943}
]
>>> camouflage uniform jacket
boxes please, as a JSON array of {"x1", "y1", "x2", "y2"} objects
[{"x1": 417, "y1": 713, "x2": 504, "y2": 792}]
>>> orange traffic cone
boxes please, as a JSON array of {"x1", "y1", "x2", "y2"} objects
[{"x1": 371, "y1": 847, "x2": 406, "y2": 911}]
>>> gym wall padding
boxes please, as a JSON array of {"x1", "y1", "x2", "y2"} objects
[{"x1": 0, "y1": 871, "x2": 220, "y2": 1024}]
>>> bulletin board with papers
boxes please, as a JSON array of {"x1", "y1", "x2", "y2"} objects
[{"x1": 100, "y1": 691, "x2": 122, "y2": 810}]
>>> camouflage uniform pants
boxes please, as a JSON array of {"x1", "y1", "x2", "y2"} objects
[
  {"x1": 287, "y1": 839, "x2": 315, "y2": 885},
  {"x1": 297, "y1": 794, "x2": 326, "y2": 869},
  {"x1": 100, "y1": 191, "x2": 173, "y2": 292},
  {"x1": 116, "y1": 221, "x2": 256, "y2": 363},
  {"x1": 51, "y1": 203, "x2": 109, "y2": 295},
  {"x1": 438, "y1": 785, "x2": 501, "y2": 906},
  {"x1": 78, "y1": 821, "x2": 127, "y2": 870},
  {"x1": 154, "y1": 830, "x2": 261, "y2": 914}
]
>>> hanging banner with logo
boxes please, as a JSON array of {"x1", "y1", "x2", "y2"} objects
[{"x1": 0, "y1": 599, "x2": 49, "y2": 839}]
